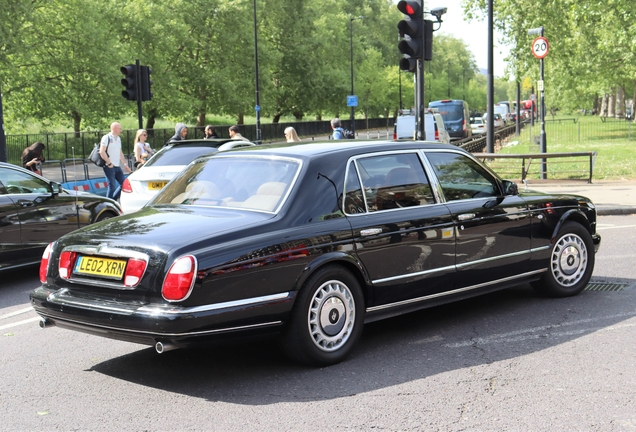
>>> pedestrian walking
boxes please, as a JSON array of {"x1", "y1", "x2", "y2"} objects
[
  {"x1": 133, "y1": 129, "x2": 154, "y2": 169},
  {"x1": 169, "y1": 123, "x2": 188, "y2": 143},
  {"x1": 228, "y1": 125, "x2": 250, "y2": 142},
  {"x1": 99, "y1": 122, "x2": 131, "y2": 200},
  {"x1": 22, "y1": 142, "x2": 46, "y2": 175},
  {"x1": 331, "y1": 118, "x2": 345, "y2": 140},
  {"x1": 204, "y1": 125, "x2": 220, "y2": 139},
  {"x1": 284, "y1": 127, "x2": 300, "y2": 142}
]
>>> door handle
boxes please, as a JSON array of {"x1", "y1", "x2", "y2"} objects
[
  {"x1": 17, "y1": 200, "x2": 34, "y2": 207},
  {"x1": 457, "y1": 213, "x2": 475, "y2": 221},
  {"x1": 360, "y1": 228, "x2": 383, "y2": 236}
]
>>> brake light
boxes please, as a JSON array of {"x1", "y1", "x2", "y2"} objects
[
  {"x1": 435, "y1": 129, "x2": 439, "y2": 141},
  {"x1": 162, "y1": 255, "x2": 197, "y2": 301},
  {"x1": 59, "y1": 251, "x2": 78, "y2": 280},
  {"x1": 122, "y1": 178, "x2": 132, "y2": 193},
  {"x1": 39, "y1": 243, "x2": 53, "y2": 283},
  {"x1": 393, "y1": 132, "x2": 397, "y2": 140},
  {"x1": 124, "y1": 258, "x2": 147, "y2": 287}
]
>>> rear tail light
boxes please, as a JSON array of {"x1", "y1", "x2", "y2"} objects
[
  {"x1": 435, "y1": 129, "x2": 439, "y2": 141},
  {"x1": 393, "y1": 132, "x2": 397, "y2": 140},
  {"x1": 124, "y1": 258, "x2": 147, "y2": 287},
  {"x1": 59, "y1": 251, "x2": 78, "y2": 280},
  {"x1": 39, "y1": 243, "x2": 53, "y2": 283},
  {"x1": 122, "y1": 178, "x2": 132, "y2": 193},
  {"x1": 162, "y1": 255, "x2": 197, "y2": 301}
]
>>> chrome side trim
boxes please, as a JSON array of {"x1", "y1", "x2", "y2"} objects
[
  {"x1": 455, "y1": 249, "x2": 529, "y2": 269},
  {"x1": 138, "y1": 292, "x2": 291, "y2": 315},
  {"x1": 367, "y1": 269, "x2": 546, "y2": 313},
  {"x1": 373, "y1": 264, "x2": 456, "y2": 284},
  {"x1": 35, "y1": 312, "x2": 282, "y2": 338},
  {"x1": 531, "y1": 245, "x2": 551, "y2": 253},
  {"x1": 45, "y1": 290, "x2": 291, "y2": 317}
]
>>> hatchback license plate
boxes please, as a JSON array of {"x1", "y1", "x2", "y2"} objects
[
  {"x1": 148, "y1": 181, "x2": 167, "y2": 190},
  {"x1": 74, "y1": 256, "x2": 127, "y2": 279}
]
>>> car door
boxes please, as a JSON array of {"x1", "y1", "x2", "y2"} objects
[
  {"x1": 0, "y1": 167, "x2": 83, "y2": 250},
  {"x1": 424, "y1": 151, "x2": 531, "y2": 289},
  {"x1": 344, "y1": 151, "x2": 456, "y2": 306}
]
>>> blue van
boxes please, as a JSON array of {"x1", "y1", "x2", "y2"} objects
[{"x1": 428, "y1": 100, "x2": 472, "y2": 141}]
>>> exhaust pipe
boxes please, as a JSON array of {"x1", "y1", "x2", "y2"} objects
[
  {"x1": 155, "y1": 341, "x2": 178, "y2": 354},
  {"x1": 38, "y1": 318, "x2": 52, "y2": 329}
]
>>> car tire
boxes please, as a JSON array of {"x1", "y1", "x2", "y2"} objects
[
  {"x1": 282, "y1": 265, "x2": 364, "y2": 366},
  {"x1": 96, "y1": 212, "x2": 117, "y2": 222},
  {"x1": 532, "y1": 221, "x2": 595, "y2": 298}
]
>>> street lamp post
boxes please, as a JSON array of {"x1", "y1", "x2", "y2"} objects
[{"x1": 349, "y1": 15, "x2": 363, "y2": 136}]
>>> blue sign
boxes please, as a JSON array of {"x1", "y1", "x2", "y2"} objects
[
  {"x1": 255, "y1": 105, "x2": 261, "y2": 112},
  {"x1": 347, "y1": 95, "x2": 358, "y2": 107}
]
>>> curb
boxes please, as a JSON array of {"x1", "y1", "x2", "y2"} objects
[{"x1": 597, "y1": 207, "x2": 636, "y2": 216}]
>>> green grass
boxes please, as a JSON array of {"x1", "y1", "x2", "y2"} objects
[{"x1": 494, "y1": 115, "x2": 636, "y2": 180}]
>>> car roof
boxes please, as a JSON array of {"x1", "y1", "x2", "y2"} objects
[
  {"x1": 164, "y1": 138, "x2": 238, "y2": 147},
  {"x1": 212, "y1": 140, "x2": 465, "y2": 160}
]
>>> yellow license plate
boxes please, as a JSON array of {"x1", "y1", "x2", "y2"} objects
[
  {"x1": 148, "y1": 181, "x2": 167, "y2": 190},
  {"x1": 74, "y1": 256, "x2": 127, "y2": 279}
]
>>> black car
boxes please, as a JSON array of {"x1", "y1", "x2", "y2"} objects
[
  {"x1": 0, "y1": 162, "x2": 122, "y2": 272},
  {"x1": 31, "y1": 141, "x2": 601, "y2": 365}
]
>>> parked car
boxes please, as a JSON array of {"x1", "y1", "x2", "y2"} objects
[
  {"x1": 470, "y1": 117, "x2": 486, "y2": 134},
  {"x1": 393, "y1": 112, "x2": 450, "y2": 143},
  {"x1": 32, "y1": 141, "x2": 600, "y2": 366},
  {"x1": 0, "y1": 162, "x2": 122, "y2": 271},
  {"x1": 120, "y1": 138, "x2": 255, "y2": 213}
]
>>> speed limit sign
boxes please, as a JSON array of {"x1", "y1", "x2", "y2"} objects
[{"x1": 532, "y1": 37, "x2": 549, "y2": 59}]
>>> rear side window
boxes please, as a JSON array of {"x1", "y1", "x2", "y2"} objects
[
  {"x1": 144, "y1": 144, "x2": 219, "y2": 167},
  {"x1": 345, "y1": 152, "x2": 435, "y2": 214},
  {"x1": 426, "y1": 152, "x2": 499, "y2": 201}
]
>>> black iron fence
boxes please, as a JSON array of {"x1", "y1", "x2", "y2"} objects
[{"x1": 5, "y1": 117, "x2": 393, "y2": 166}]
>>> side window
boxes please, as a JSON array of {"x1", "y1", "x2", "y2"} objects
[
  {"x1": 0, "y1": 168, "x2": 50, "y2": 195},
  {"x1": 426, "y1": 152, "x2": 499, "y2": 201},
  {"x1": 355, "y1": 153, "x2": 434, "y2": 212},
  {"x1": 344, "y1": 162, "x2": 366, "y2": 214}
]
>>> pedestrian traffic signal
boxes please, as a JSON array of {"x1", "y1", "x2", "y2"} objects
[
  {"x1": 140, "y1": 66, "x2": 153, "y2": 101},
  {"x1": 120, "y1": 64, "x2": 137, "y2": 101},
  {"x1": 397, "y1": 0, "x2": 423, "y2": 72}
]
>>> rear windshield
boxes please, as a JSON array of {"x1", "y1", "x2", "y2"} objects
[
  {"x1": 152, "y1": 155, "x2": 301, "y2": 213},
  {"x1": 430, "y1": 103, "x2": 464, "y2": 122},
  {"x1": 144, "y1": 144, "x2": 219, "y2": 167}
]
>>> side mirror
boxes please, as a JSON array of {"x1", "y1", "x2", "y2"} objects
[
  {"x1": 50, "y1": 182, "x2": 62, "y2": 195},
  {"x1": 502, "y1": 180, "x2": 518, "y2": 196}
]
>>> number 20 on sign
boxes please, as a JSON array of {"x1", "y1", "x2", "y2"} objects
[{"x1": 532, "y1": 36, "x2": 549, "y2": 59}]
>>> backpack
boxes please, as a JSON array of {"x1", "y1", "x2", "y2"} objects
[
  {"x1": 340, "y1": 128, "x2": 355, "y2": 139},
  {"x1": 88, "y1": 135, "x2": 111, "y2": 167}
]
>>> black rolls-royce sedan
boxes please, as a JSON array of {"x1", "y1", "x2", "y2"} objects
[
  {"x1": 31, "y1": 141, "x2": 601, "y2": 365},
  {"x1": 1, "y1": 162, "x2": 122, "y2": 271}
]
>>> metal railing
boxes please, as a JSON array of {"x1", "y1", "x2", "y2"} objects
[{"x1": 473, "y1": 151, "x2": 597, "y2": 183}]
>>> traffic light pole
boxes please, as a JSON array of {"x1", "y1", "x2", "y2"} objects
[
  {"x1": 135, "y1": 59, "x2": 143, "y2": 129},
  {"x1": 416, "y1": 59, "x2": 424, "y2": 140}
]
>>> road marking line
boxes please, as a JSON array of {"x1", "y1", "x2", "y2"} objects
[
  {"x1": 0, "y1": 306, "x2": 35, "y2": 320},
  {"x1": 445, "y1": 312, "x2": 636, "y2": 348},
  {"x1": 597, "y1": 224, "x2": 636, "y2": 231},
  {"x1": 0, "y1": 317, "x2": 41, "y2": 331}
]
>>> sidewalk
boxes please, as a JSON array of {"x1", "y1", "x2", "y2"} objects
[{"x1": 523, "y1": 179, "x2": 636, "y2": 215}]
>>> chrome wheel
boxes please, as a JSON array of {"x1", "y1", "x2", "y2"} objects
[
  {"x1": 550, "y1": 232, "x2": 588, "y2": 287},
  {"x1": 307, "y1": 279, "x2": 355, "y2": 352}
]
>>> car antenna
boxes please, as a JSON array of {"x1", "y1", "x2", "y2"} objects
[
  {"x1": 72, "y1": 147, "x2": 80, "y2": 230},
  {"x1": 317, "y1": 172, "x2": 344, "y2": 214}
]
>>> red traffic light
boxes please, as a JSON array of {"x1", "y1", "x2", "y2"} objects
[{"x1": 397, "y1": 0, "x2": 420, "y2": 17}]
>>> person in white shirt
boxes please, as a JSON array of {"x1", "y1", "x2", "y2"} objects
[
  {"x1": 99, "y1": 122, "x2": 131, "y2": 200},
  {"x1": 133, "y1": 129, "x2": 154, "y2": 169}
]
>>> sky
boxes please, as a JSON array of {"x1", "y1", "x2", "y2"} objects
[{"x1": 424, "y1": 0, "x2": 510, "y2": 77}]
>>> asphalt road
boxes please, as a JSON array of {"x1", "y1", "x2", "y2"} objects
[{"x1": 1, "y1": 215, "x2": 635, "y2": 431}]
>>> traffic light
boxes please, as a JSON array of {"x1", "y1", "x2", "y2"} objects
[
  {"x1": 140, "y1": 66, "x2": 153, "y2": 101},
  {"x1": 397, "y1": 0, "x2": 423, "y2": 73},
  {"x1": 120, "y1": 64, "x2": 137, "y2": 101}
]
